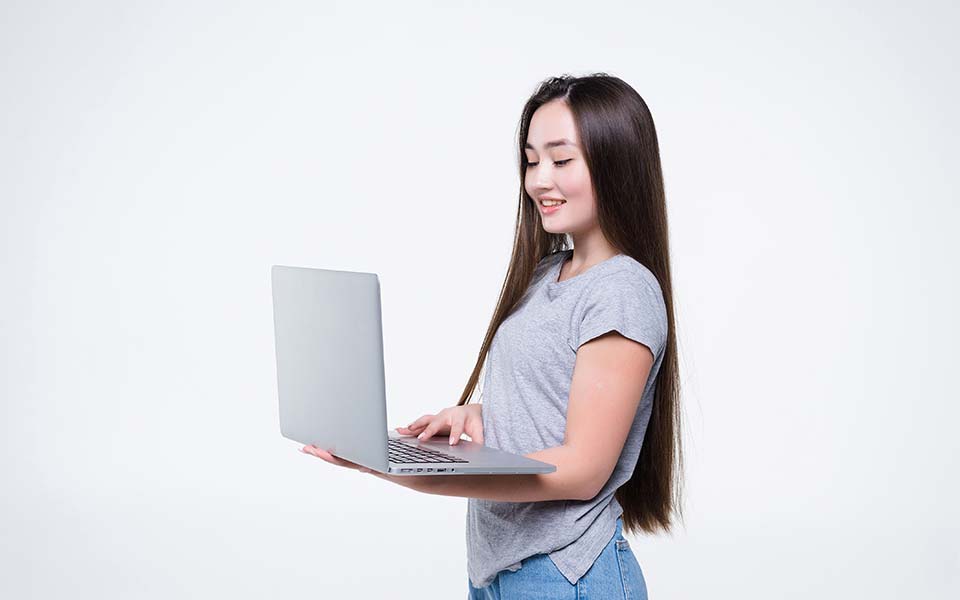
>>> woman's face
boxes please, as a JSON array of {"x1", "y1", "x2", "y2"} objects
[{"x1": 524, "y1": 99, "x2": 596, "y2": 235}]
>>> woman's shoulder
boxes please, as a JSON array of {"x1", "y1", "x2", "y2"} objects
[
  {"x1": 616, "y1": 254, "x2": 660, "y2": 284},
  {"x1": 594, "y1": 255, "x2": 665, "y2": 304}
]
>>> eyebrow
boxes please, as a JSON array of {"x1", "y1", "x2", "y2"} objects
[{"x1": 524, "y1": 138, "x2": 577, "y2": 151}]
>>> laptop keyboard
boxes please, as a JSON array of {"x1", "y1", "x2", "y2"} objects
[{"x1": 388, "y1": 438, "x2": 469, "y2": 464}]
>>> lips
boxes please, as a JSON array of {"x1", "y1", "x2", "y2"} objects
[{"x1": 538, "y1": 200, "x2": 564, "y2": 215}]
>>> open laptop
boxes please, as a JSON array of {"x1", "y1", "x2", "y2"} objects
[{"x1": 270, "y1": 264, "x2": 556, "y2": 476}]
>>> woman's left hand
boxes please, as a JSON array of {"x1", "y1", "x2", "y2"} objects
[
  {"x1": 300, "y1": 445, "x2": 436, "y2": 493},
  {"x1": 301, "y1": 445, "x2": 378, "y2": 474}
]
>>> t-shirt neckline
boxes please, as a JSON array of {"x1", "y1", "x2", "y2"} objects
[{"x1": 549, "y1": 249, "x2": 625, "y2": 286}]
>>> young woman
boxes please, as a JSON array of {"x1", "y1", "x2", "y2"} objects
[{"x1": 303, "y1": 73, "x2": 684, "y2": 599}]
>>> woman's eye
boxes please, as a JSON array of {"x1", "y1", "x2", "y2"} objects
[{"x1": 527, "y1": 159, "x2": 572, "y2": 167}]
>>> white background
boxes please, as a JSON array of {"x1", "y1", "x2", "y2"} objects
[{"x1": 2, "y1": 1, "x2": 957, "y2": 598}]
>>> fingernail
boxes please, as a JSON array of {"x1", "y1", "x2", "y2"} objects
[{"x1": 417, "y1": 433, "x2": 424, "y2": 439}]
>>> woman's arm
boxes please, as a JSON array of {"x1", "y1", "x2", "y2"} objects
[
  {"x1": 371, "y1": 330, "x2": 653, "y2": 502},
  {"x1": 373, "y1": 443, "x2": 594, "y2": 502},
  {"x1": 309, "y1": 330, "x2": 652, "y2": 502}
]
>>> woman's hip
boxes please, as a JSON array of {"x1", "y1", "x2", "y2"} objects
[{"x1": 467, "y1": 517, "x2": 648, "y2": 600}]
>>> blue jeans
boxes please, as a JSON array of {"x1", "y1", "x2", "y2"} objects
[{"x1": 467, "y1": 517, "x2": 648, "y2": 599}]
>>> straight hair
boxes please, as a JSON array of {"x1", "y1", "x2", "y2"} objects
[{"x1": 454, "y1": 73, "x2": 684, "y2": 536}]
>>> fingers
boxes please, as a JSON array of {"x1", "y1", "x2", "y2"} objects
[
  {"x1": 302, "y1": 445, "x2": 371, "y2": 473},
  {"x1": 448, "y1": 419, "x2": 464, "y2": 445},
  {"x1": 397, "y1": 417, "x2": 433, "y2": 437},
  {"x1": 302, "y1": 445, "x2": 347, "y2": 465},
  {"x1": 417, "y1": 415, "x2": 449, "y2": 441},
  {"x1": 405, "y1": 414, "x2": 434, "y2": 432},
  {"x1": 466, "y1": 417, "x2": 484, "y2": 445},
  {"x1": 397, "y1": 409, "x2": 477, "y2": 442}
]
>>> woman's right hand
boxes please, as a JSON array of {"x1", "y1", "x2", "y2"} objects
[{"x1": 394, "y1": 404, "x2": 483, "y2": 446}]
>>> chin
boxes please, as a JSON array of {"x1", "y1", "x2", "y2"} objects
[{"x1": 540, "y1": 222, "x2": 563, "y2": 234}]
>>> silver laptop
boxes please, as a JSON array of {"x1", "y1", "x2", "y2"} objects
[{"x1": 270, "y1": 264, "x2": 556, "y2": 476}]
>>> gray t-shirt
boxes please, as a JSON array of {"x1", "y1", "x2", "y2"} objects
[{"x1": 466, "y1": 248, "x2": 669, "y2": 589}]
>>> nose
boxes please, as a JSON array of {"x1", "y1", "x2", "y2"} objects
[{"x1": 534, "y1": 167, "x2": 554, "y2": 190}]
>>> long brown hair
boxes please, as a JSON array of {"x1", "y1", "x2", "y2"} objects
[{"x1": 455, "y1": 73, "x2": 684, "y2": 536}]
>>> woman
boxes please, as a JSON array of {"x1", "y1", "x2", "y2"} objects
[{"x1": 303, "y1": 73, "x2": 684, "y2": 599}]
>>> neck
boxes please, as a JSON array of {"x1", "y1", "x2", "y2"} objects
[{"x1": 567, "y1": 229, "x2": 619, "y2": 272}]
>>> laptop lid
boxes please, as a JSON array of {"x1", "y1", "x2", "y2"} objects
[{"x1": 271, "y1": 264, "x2": 389, "y2": 473}]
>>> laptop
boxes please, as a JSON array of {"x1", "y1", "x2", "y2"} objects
[{"x1": 270, "y1": 264, "x2": 556, "y2": 476}]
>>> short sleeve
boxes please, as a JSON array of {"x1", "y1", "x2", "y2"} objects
[{"x1": 574, "y1": 268, "x2": 668, "y2": 357}]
